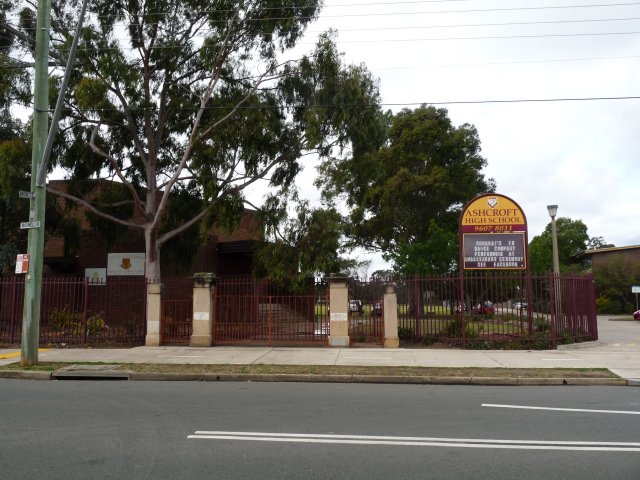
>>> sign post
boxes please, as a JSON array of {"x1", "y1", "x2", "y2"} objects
[
  {"x1": 458, "y1": 193, "x2": 531, "y2": 343},
  {"x1": 459, "y1": 193, "x2": 528, "y2": 270},
  {"x1": 632, "y1": 286, "x2": 640, "y2": 311}
]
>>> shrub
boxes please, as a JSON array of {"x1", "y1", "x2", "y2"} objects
[
  {"x1": 397, "y1": 326, "x2": 415, "y2": 340},
  {"x1": 423, "y1": 335, "x2": 437, "y2": 346},
  {"x1": 530, "y1": 332, "x2": 552, "y2": 350},
  {"x1": 86, "y1": 312, "x2": 106, "y2": 335},
  {"x1": 595, "y1": 294, "x2": 623, "y2": 314},
  {"x1": 48, "y1": 307, "x2": 106, "y2": 336},
  {"x1": 442, "y1": 318, "x2": 480, "y2": 338},
  {"x1": 49, "y1": 306, "x2": 83, "y2": 334},
  {"x1": 534, "y1": 316, "x2": 551, "y2": 332}
]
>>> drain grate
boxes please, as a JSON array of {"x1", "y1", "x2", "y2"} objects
[{"x1": 52, "y1": 364, "x2": 131, "y2": 380}]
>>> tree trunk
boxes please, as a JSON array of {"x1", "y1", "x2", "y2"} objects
[{"x1": 145, "y1": 225, "x2": 161, "y2": 282}]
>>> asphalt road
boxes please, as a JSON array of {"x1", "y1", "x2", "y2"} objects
[{"x1": 1, "y1": 380, "x2": 639, "y2": 480}]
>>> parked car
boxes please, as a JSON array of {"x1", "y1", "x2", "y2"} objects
[
  {"x1": 512, "y1": 301, "x2": 528, "y2": 311},
  {"x1": 372, "y1": 300, "x2": 383, "y2": 317},
  {"x1": 349, "y1": 299, "x2": 363, "y2": 315},
  {"x1": 454, "y1": 303, "x2": 467, "y2": 314},
  {"x1": 473, "y1": 301, "x2": 495, "y2": 315},
  {"x1": 634, "y1": 310, "x2": 640, "y2": 321}
]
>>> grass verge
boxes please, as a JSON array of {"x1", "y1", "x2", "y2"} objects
[{"x1": 0, "y1": 362, "x2": 619, "y2": 379}]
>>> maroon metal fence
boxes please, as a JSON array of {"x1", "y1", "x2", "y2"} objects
[
  {"x1": 0, "y1": 276, "x2": 147, "y2": 346},
  {"x1": 396, "y1": 271, "x2": 597, "y2": 348},
  {"x1": 0, "y1": 272, "x2": 596, "y2": 350},
  {"x1": 214, "y1": 277, "x2": 328, "y2": 345},
  {"x1": 160, "y1": 277, "x2": 193, "y2": 345},
  {"x1": 348, "y1": 280, "x2": 385, "y2": 345}
]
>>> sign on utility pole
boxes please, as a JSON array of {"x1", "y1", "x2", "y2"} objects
[{"x1": 632, "y1": 286, "x2": 640, "y2": 311}]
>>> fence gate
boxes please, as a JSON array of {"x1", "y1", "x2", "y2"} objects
[
  {"x1": 348, "y1": 280, "x2": 384, "y2": 345},
  {"x1": 214, "y1": 278, "x2": 328, "y2": 345},
  {"x1": 161, "y1": 278, "x2": 193, "y2": 345}
]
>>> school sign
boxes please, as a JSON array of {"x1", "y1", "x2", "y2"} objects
[{"x1": 459, "y1": 193, "x2": 528, "y2": 270}]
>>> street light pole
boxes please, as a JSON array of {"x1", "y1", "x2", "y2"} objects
[
  {"x1": 547, "y1": 204, "x2": 561, "y2": 347},
  {"x1": 547, "y1": 205, "x2": 560, "y2": 275}
]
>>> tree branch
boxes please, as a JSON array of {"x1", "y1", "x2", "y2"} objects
[
  {"x1": 47, "y1": 185, "x2": 142, "y2": 229},
  {"x1": 157, "y1": 207, "x2": 209, "y2": 246},
  {"x1": 89, "y1": 124, "x2": 145, "y2": 216}
]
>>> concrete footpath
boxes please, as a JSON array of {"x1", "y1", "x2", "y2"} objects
[{"x1": 1, "y1": 316, "x2": 639, "y2": 385}]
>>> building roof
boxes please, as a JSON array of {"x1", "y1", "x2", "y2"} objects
[{"x1": 579, "y1": 245, "x2": 640, "y2": 256}]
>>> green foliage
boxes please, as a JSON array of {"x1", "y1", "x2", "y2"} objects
[
  {"x1": 254, "y1": 200, "x2": 358, "y2": 287},
  {"x1": 397, "y1": 326, "x2": 415, "y2": 340},
  {"x1": 528, "y1": 217, "x2": 590, "y2": 273},
  {"x1": 49, "y1": 306, "x2": 106, "y2": 335},
  {"x1": 533, "y1": 316, "x2": 551, "y2": 332},
  {"x1": 5, "y1": 0, "x2": 385, "y2": 281},
  {"x1": 317, "y1": 105, "x2": 495, "y2": 275},
  {"x1": 0, "y1": 242, "x2": 18, "y2": 272},
  {"x1": 466, "y1": 333, "x2": 552, "y2": 350},
  {"x1": 422, "y1": 335, "x2": 437, "y2": 347},
  {"x1": 391, "y1": 221, "x2": 458, "y2": 275},
  {"x1": 593, "y1": 256, "x2": 640, "y2": 314},
  {"x1": 595, "y1": 294, "x2": 623, "y2": 315},
  {"x1": 86, "y1": 312, "x2": 106, "y2": 335},
  {"x1": 442, "y1": 318, "x2": 481, "y2": 338},
  {"x1": 49, "y1": 306, "x2": 82, "y2": 333}
]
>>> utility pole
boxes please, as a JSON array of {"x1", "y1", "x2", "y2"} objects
[{"x1": 21, "y1": 0, "x2": 51, "y2": 366}]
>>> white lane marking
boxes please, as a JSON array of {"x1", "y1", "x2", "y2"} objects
[
  {"x1": 187, "y1": 431, "x2": 640, "y2": 452},
  {"x1": 482, "y1": 404, "x2": 640, "y2": 415}
]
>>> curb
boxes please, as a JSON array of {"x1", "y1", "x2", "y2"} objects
[
  {"x1": 0, "y1": 370, "x2": 52, "y2": 380},
  {"x1": 0, "y1": 370, "x2": 629, "y2": 386},
  {"x1": 557, "y1": 341, "x2": 602, "y2": 350}
]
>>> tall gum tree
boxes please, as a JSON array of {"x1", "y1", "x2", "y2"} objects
[{"x1": 4, "y1": 0, "x2": 385, "y2": 280}]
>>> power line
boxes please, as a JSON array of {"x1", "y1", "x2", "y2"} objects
[
  {"x1": 8, "y1": 95, "x2": 640, "y2": 115},
  {"x1": 37, "y1": 15, "x2": 640, "y2": 38},
  {"x1": 330, "y1": 16, "x2": 640, "y2": 33},
  {"x1": 296, "y1": 2, "x2": 640, "y2": 20},
  {"x1": 3, "y1": 29, "x2": 639, "y2": 54},
  {"x1": 77, "y1": 29, "x2": 640, "y2": 49},
  {"x1": 314, "y1": 30, "x2": 640, "y2": 44},
  {"x1": 372, "y1": 54, "x2": 640, "y2": 71},
  {"x1": 386, "y1": 96, "x2": 640, "y2": 106},
  {"x1": 4, "y1": 53, "x2": 639, "y2": 73},
  {"x1": 4, "y1": 1, "x2": 640, "y2": 23}
]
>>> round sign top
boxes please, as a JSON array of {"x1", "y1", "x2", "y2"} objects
[{"x1": 460, "y1": 193, "x2": 527, "y2": 233}]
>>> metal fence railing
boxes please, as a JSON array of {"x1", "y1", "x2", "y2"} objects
[
  {"x1": 348, "y1": 280, "x2": 385, "y2": 345},
  {"x1": 0, "y1": 276, "x2": 147, "y2": 346},
  {"x1": 395, "y1": 272, "x2": 597, "y2": 348},
  {"x1": 214, "y1": 277, "x2": 328, "y2": 345},
  {"x1": 0, "y1": 272, "x2": 596, "y2": 350},
  {"x1": 160, "y1": 277, "x2": 193, "y2": 345}
]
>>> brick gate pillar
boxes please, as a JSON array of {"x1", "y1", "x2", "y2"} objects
[
  {"x1": 328, "y1": 275, "x2": 350, "y2": 347},
  {"x1": 383, "y1": 283, "x2": 399, "y2": 348},
  {"x1": 190, "y1": 273, "x2": 216, "y2": 347},
  {"x1": 145, "y1": 282, "x2": 162, "y2": 346}
]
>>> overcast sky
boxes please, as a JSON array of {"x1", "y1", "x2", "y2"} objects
[{"x1": 281, "y1": 0, "x2": 640, "y2": 273}]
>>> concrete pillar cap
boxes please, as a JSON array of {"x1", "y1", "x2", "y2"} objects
[
  {"x1": 326, "y1": 273, "x2": 351, "y2": 283},
  {"x1": 193, "y1": 272, "x2": 217, "y2": 286}
]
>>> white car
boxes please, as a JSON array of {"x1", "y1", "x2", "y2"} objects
[{"x1": 349, "y1": 299, "x2": 363, "y2": 315}]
